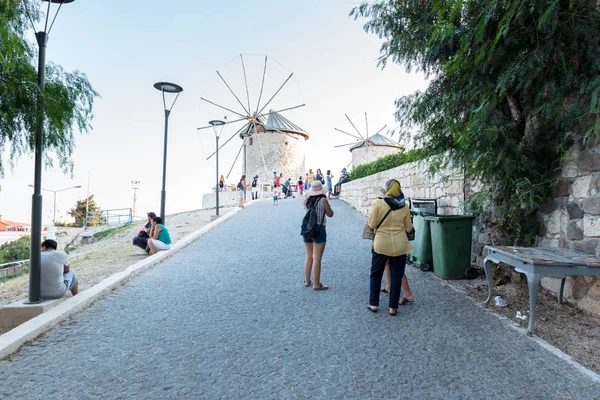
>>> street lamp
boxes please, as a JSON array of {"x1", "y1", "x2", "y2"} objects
[
  {"x1": 131, "y1": 180, "x2": 140, "y2": 217},
  {"x1": 209, "y1": 120, "x2": 225, "y2": 216},
  {"x1": 24, "y1": 0, "x2": 76, "y2": 304},
  {"x1": 154, "y1": 82, "x2": 183, "y2": 224},
  {"x1": 28, "y1": 185, "x2": 82, "y2": 224}
]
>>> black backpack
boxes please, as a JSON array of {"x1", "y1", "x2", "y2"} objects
[
  {"x1": 301, "y1": 198, "x2": 324, "y2": 238},
  {"x1": 252, "y1": 179, "x2": 257, "y2": 188},
  {"x1": 237, "y1": 181, "x2": 243, "y2": 190}
]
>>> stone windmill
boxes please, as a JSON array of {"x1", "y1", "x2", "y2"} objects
[
  {"x1": 335, "y1": 113, "x2": 403, "y2": 167},
  {"x1": 197, "y1": 55, "x2": 308, "y2": 184}
]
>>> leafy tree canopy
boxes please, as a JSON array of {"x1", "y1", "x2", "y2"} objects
[
  {"x1": 0, "y1": 236, "x2": 30, "y2": 264},
  {"x1": 352, "y1": 0, "x2": 600, "y2": 244},
  {"x1": 0, "y1": 0, "x2": 98, "y2": 178},
  {"x1": 68, "y1": 195, "x2": 102, "y2": 227}
]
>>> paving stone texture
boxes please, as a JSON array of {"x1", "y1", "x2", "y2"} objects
[{"x1": 1, "y1": 198, "x2": 600, "y2": 399}]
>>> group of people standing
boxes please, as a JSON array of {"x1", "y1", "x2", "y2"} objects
[
  {"x1": 301, "y1": 178, "x2": 414, "y2": 316},
  {"x1": 298, "y1": 167, "x2": 350, "y2": 199}
]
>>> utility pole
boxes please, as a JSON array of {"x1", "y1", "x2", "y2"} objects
[{"x1": 132, "y1": 180, "x2": 140, "y2": 217}]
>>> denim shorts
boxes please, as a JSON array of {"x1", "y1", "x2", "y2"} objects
[{"x1": 303, "y1": 226, "x2": 327, "y2": 244}]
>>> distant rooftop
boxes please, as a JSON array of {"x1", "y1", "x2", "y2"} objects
[{"x1": 350, "y1": 133, "x2": 403, "y2": 151}]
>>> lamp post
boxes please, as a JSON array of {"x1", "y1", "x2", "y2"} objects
[
  {"x1": 28, "y1": 185, "x2": 82, "y2": 224},
  {"x1": 209, "y1": 120, "x2": 225, "y2": 216},
  {"x1": 132, "y1": 180, "x2": 140, "y2": 217},
  {"x1": 24, "y1": 0, "x2": 76, "y2": 304},
  {"x1": 153, "y1": 82, "x2": 183, "y2": 224}
]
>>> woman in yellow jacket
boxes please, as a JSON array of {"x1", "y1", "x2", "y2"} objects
[{"x1": 367, "y1": 179, "x2": 413, "y2": 316}]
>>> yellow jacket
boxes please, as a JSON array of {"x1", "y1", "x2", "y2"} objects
[{"x1": 368, "y1": 198, "x2": 414, "y2": 257}]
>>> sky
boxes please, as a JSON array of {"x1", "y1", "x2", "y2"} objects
[{"x1": 0, "y1": 0, "x2": 428, "y2": 225}]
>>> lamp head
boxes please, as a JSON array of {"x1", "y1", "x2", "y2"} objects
[
  {"x1": 74, "y1": 185, "x2": 82, "y2": 188},
  {"x1": 43, "y1": 0, "x2": 76, "y2": 3},
  {"x1": 153, "y1": 82, "x2": 183, "y2": 94},
  {"x1": 209, "y1": 120, "x2": 226, "y2": 138}
]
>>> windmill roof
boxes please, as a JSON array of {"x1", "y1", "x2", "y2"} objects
[
  {"x1": 349, "y1": 133, "x2": 403, "y2": 151},
  {"x1": 239, "y1": 111, "x2": 309, "y2": 139}
]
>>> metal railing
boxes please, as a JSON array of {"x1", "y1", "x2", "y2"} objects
[
  {"x1": 0, "y1": 259, "x2": 29, "y2": 270},
  {"x1": 86, "y1": 208, "x2": 136, "y2": 227}
]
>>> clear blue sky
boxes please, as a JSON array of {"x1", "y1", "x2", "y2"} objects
[{"x1": 1, "y1": 0, "x2": 427, "y2": 224}]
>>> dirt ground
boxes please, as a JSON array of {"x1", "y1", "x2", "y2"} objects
[
  {"x1": 444, "y1": 272, "x2": 600, "y2": 374},
  {"x1": 0, "y1": 207, "x2": 235, "y2": 311}
]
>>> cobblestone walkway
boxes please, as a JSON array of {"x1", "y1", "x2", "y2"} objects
[{"x1": 1, "y1": 198, "x2": 599, "y2": 399}]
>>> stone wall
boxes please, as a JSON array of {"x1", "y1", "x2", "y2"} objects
[
  {"x1": 536, "y1": 140, "x2": 600, "y2": 315},
  {"x1": 351, "y1": 146, "x2": 401, "y2": 167},
  {"x1": 246, "y1": 131, "x2": 306, "y2": 184},
  {"x1": 339, "y1": 158, "x2": 465, "y2": 216}
]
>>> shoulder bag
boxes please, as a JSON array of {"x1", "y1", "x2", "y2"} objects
[{"x1": 362, "y1": 207, "x2": 392, "y2": 240}]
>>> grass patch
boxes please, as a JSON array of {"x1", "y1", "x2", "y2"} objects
[{"x1": 93, "y1": 223, "x2": 132, "y2": 241}]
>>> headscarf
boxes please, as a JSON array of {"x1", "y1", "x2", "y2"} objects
[{"x1": 380, "y1": 179, "x2": 406, "y2": 209}]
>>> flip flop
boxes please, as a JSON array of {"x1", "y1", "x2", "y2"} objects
[
  {"x1": 399, "y1": 296, "x2": 414, "y2": 305},
  {"x1": 304, "y1": 280, "x2": 312, "y2": 287},
  {"x1": 313, "y1": 283, "x2": 329, "y2": 291}
]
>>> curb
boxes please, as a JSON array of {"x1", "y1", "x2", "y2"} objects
[{"x1": 0, "y1": 202, "x2": 251, "y2": 359}]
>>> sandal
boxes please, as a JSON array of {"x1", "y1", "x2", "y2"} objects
[
  {"x1": 380, "y1": 288, "x2": 390, "y2": 294},
  {"x1": 389, "y1": 308, "x2": 397, "y2": 316},
  {"x1": 313, "y1": 283, "x2": 329, "y2": 291},
  {"x1": 304, "y1": 280, "x2": 312, "y2": 287},
  {"x1": 367, "y1": 306, "x2": 378, "y2": 313},
  {"x1": 399, "y1": 296, "x2": 414, "y2": 306}
]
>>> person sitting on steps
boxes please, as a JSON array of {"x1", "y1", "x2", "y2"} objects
[
  {"x1": 40, "y1": 239, "x2": 79, "y2": 299},
  {"x1": 147, "y1": 216, "x2": 172, "y2": 254}
]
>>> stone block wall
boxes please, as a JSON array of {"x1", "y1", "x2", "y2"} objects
[
  {"x1": 537, "y1": 140, "x2": 600, "y2": 315},
  {"x1": 340, "y1": 158, "x2": 465, "y2": 217},
  {"x1": 351, "y1": 146, "x2": 401, "y2": 168},
  {"x1": 246, "y1": 131, "x2": 306, "y2": 184}
]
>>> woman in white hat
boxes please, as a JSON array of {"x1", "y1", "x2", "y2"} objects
[{"x1": 303, "y1": 180, "x2": 334, "y2": 290}]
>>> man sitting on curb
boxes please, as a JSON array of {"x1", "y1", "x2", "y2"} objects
[{"x1": 40, "y1": 239, "x2": 79, "y2": 299}]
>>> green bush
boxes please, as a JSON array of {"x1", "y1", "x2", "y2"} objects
[
  {"x1": 0, "y1": 236, "x2": 31, "y2": 265},
  {"x1": 349, "y1": 148, "x2": 431, "y2": 180}
]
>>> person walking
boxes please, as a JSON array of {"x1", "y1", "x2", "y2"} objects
[
  {"x1": 273, "y1": 186, "x2": 279, "y2": 206},
  {"x1": 298, "y1": 176, "x2": 304, "y2": 195},
  {"x1": 306, "y1": 169, "x2": 315, "y2": 190},
  {"x1": 367, "y1": 179, "x2": 413, "y2": 316},
  {"x1": 302, "y1": 180, "x2": 334, "y2": 291},
  {"x1": 237, "y1": 175, "x2": 247, "y2": 209},
  {"x1": 251, "y1": 175, "x2": 260, "y2": 200},
  {"x1": 326, "y1": 170, "x2": 334, "y2": 200},
  {"x1": 219, "y1": 175, "x2": 225, "y2": 192}
]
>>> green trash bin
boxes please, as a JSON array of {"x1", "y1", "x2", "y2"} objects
[
  {"x1": 425, "y1": 215, "x2": 477, "y2": 280},
  {"x1": 410, "y1": 212, "x2": 435, "y2": 272}
]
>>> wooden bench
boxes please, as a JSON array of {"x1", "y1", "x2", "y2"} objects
[{"x1": 483, "y1": 246, "x2": 600, "y2": 335}]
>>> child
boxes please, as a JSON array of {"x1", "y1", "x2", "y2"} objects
[
  {"x1": 273, "y1": 187, "x2": 279, "y2": 206},
  {"x1": 298, "y1": 176, "x2": 304, "y2": 195}
]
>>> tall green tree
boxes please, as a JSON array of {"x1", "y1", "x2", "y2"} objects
[
  {"x1": 0, "y1": 236, "x2": 30, "y2": 264},
  {"x1": 352, "y1": 0, "x2": 600, "y2": 244},
  {"x1": 0, "y1": 0, "x2": 98, "y2": 178},
  {"x1": 68, "y1": 195, "x2": 102, "y2": 227}
]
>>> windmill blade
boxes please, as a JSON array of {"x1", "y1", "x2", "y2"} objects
[
  {"x1": 200, "y1": 97, "x2": 247, "y2": 119},
  {"x1": 217, "y1": 70, "x2": 250, "y2": 115},
  {"x1": 257, "y1": 104, "x2": 305, "y2": 119},
  {"x1": 345, "y1": 114, "x2": 365, "y2": 140},
  {"x1": 255, "y1": 55, "x2": 268, "y2": 115},
  {"x1": 373, "y1": 124, "x2": 387, "y2": 136},
  {"x1": 334, "y1": 128, "x2": 362, "y2": 141},
  {"x1": 257, "y1": 72, "x2": 294, "y2": 116},
  {"x1": 334, "y1": 141, "x2": 361, "y2": 148},
  {"x1": 197, "y1": 116, "x2": 248, "y2": 130},
  {"x1": 240, "y1": 54, "x2": 252, "y2": 115},
  {"x1": 226, "y1": 140, "x2": 245, "y2": 179},
  {"x1": 346, "y1": 159, "x2": 353, "y2": 168},
  {"x1": 206, "y1": 123, "x2": 249, "y2": 160}
]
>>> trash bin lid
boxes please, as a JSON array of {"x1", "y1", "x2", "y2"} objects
[{"x1": 424, "y1": 215, "x2": 475, "y2": 222}]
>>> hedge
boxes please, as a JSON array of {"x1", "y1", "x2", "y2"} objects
[{"x1": 349, "y1": 148, "x2": 430, "y2": 180}]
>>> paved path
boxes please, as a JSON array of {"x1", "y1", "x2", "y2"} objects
[{"x1": 1, "y1": 199, "x2": 599, "y2": 399}]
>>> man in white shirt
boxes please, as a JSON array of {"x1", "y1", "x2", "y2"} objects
[{"x1": 40, "y1": 239, "x2": 79, "y2": 299}]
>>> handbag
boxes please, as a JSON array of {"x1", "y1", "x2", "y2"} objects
[
  {"x1": 362, "y1": 208, "x2": 393, "y2": 240},
  {"x1": 406, "y1": 228, "x2": 416, "y2": 241}
]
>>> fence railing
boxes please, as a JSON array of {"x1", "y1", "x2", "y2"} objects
[{"x1": 86, "y1": 208, "x2": 136, "y2": 227}]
